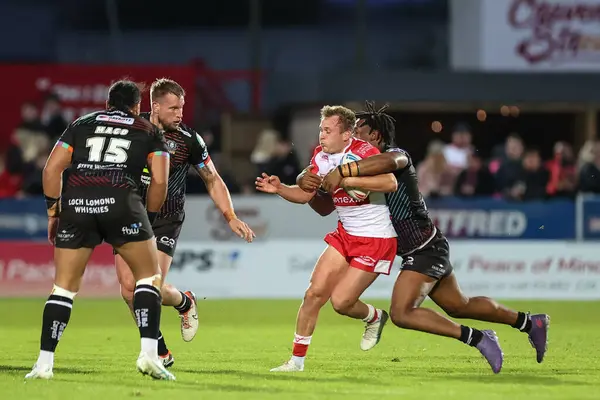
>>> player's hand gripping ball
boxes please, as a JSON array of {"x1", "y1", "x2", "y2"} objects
[{"x1": 340, "y1": 153, "x2": 369, "y2": 201}]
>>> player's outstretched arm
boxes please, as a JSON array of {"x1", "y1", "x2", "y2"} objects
[
  {"x1": 321, "y1": 152, "x2": 408, "y2": 193},
  {"x1": 146, "y1": 151, "x2": 170, "y2": 219},
  {"x1": 195, "y1": 161, "x2": 255, "y2": 242},
  {"x1": 351, "y1": 152, "x2": 409, "y2": 176},
  {"x1": 341, "y1": 173, "x2": 398, "y2": 193},
  {"x1": 256, "y1": 173, "x2": 316, "y2": 204}
]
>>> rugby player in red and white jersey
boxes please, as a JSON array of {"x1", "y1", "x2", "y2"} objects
[
  {"x1": 256, "y1": 105, "x2": 398, "y2": 372},
  {"x1": 299, "y1": 102, "x2": 549, "y2": 374}
]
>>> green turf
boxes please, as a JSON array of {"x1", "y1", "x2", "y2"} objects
[{"x1": 1, "y1": 299, "x2": 598, "y2": 399}]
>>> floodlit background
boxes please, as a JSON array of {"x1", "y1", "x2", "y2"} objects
[{"x1": 0, "y1": 1, "x2": 598, "y2": 399}]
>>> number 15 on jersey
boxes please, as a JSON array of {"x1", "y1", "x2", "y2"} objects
[{"x1": 86, "y1": 137, "x2": 131, "y2": 163}]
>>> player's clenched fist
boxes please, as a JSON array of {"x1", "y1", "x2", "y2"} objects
[
  {"x1": 255, "y1": 173, "x2": 281, "y2": 194},
  {"x1": 321, "y1": 168, "x2": 343, "y2": 194},
  {"x1": 296, "y1": 166, "x2": 322, "y2": 192}
]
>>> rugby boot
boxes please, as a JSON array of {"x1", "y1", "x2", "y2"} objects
[
  {"x1": 360, "y1": 309, "x2": 389, "y2": 351},
  {"x1": 136, "y1": 352, "x2": 176, "y2": 380},
  {"x1": 179, "y1": 291, "x2": 199, "y2": 342},
  {"x1": 476, "y1": 330, "x2": 504, "y2": 374},
  {"x1": 24, "y1": 363, "x2": 53, "y2": 380},
  {"x1": 270, "y1": 359, "x2": 304, "y2": 372},
  {"x1": 528, "y1": 314, "x2": 550, "y2": 363}
]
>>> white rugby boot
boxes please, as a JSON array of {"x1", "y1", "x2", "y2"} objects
[
  {"x1": 136, "y1": 352, "x2": 176, "y2": 380},
  {"x1": 360, "y1": 309, "x2": 389, "y2": 351},
  {"x1": 179, "y1": 291, "x2": 199, "y2": 342},
  {"x1": 270, "y1": 359, "x2": 304, "y2": 372},
  {"x1": 25, "y1": 363, "x2": 53, "y2": 380}
]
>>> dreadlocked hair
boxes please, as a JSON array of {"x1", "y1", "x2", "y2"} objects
[{"x1": 355, "y1": 101, "x2": 397, "y2": 147}]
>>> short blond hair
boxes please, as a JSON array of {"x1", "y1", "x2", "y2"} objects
[
  {"x1": 320, "y1": 105, "x2": 356, "y2": 133},
  {"x1": 150, "y1": 78, "x2": 185, "y2": 102}
]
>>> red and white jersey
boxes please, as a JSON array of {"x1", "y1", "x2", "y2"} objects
[{"x1": 310, "y1": 138, "x2": 396, "y2": 238}]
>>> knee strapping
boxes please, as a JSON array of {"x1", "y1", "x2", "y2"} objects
[
  {"x1": 136, "y1": 274, "x2": 162, "y2": 290},
  {"x1": 52, "y1": 285, "x2": 77, "y2": 299}
]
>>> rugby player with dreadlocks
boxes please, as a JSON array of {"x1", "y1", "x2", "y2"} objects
[{"x1": 298, "y1": 101, "x2": 550, "y2": 374}]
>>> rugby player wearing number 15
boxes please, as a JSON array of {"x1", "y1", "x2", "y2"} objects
[
  {"x1": 115, "y1": 79, "x2": 255, "y2": 368},
  {"x1": 299, "y1": 102, "x2": 550, "y2": 374},
  {"x1": 26, "y1": 80, "x2": 173, "y2": 380}
]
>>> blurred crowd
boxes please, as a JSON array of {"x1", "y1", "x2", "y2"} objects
[
  {"x1": 0, "y1": 95, "x2": 67, "y2": 198},
  {"x1": 3, "y1": 97, "x2": 600, "y2": 202},
  {"x1": 417, "y1": 125, "x2": 600, "y2": 201}
]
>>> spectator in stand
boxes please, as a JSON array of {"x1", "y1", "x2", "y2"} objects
[
  {"x1": 20, "y1": 152, "x2": 49, "y2": 196},
  {"x1": 250, "y1": 129, "x2": 301, "y2": 186},
  {"x1": 505, "y1": 148, "x2": 549, "y2": 201},
  {"x1": 250, "y1": 129, "x2": 279, "y2": 176},
  {"x1": 493, "y1": 133, "x2": 524, "y2": 194},
  {"x1": 8, "y1": 102, "x2": 49, "y2": 177},
  {"x1": 262, "y1": 138, "x2": 301, "y2": 185},
  {"x1": 577, "y1": 140, "x2": 595, "y2": 171},
  {"x1": 579, "y1": 140, "x2": 600, "y2": 194},
  {"x1": 19, "y1": 101, "x2": 46, "y2": 132},
  {"x1": 0, "y1": 153, "x2": 22, "y2": 198},
  {"x1": 200, "y1": 129, "x2": 217, "y2": 155},
  {"x1": 40, "y1": 93, "x2": 68, "y2": 141},
  {"x1": 443, "y1": 123, "x2": 473, "y2": 171},
  {"x1": 454, "y1": 153, "x2": 495, "y2": 197},
  {"x1": 417, "y1": 140, "x2": 456, "y2": 197},
  {"x1": 6, "y1": 128, "x2": 50, "y2": 191},
  {"x1": 545, "y1": 141, "x2": 577, "y2": 198}
]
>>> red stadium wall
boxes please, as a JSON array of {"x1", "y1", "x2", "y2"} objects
[
  {"x1": 0, "y1": 242, "x2": 118, "y2": 297},
  {"x1": 0, "y1": 64, "x2": 197, "y2": 150}
]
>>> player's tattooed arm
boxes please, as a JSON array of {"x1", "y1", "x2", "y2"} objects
[
  {"x1": 194, "y1": 160, "x2": 235, "y2": 222},
  {"x1": 194, "y1": 160, "x2": 235, "y2": 213},
  {"x1": 195, "y1": 161, "x2": 255, "y2": 242},
  {"x1": 195, "y1": 161, "x2": 216, "y2": 184}
]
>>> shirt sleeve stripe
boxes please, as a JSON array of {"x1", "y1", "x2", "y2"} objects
[
  {"x1": 56, "y1": 141, "x2": 73, "y2": 152},
  {"x1": 147, "y1": 151, "x2": 170, "y2": 162},
  {"x1": 149, "y1": 151, "x2": 170, "y2": 158}
]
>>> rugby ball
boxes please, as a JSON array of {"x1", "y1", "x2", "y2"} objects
[{"x1": 340, "y1": 152, "x2": 370, "y2": 201}]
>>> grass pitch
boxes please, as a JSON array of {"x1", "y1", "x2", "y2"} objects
[{"x1": 1, "y1": 299, "x2": 598, "y2": 399}]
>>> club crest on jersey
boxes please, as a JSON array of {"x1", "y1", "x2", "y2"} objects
[{"x1": 165, "y1": 140, "x2": 178, "y2": 154}]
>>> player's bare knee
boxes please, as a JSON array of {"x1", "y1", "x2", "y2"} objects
[
  {"x1": 330, "y1": 295, "x2": 354, "y2": 316},
  {"x1": 389, "y1": 306, "x2": 415, "y2": 329},
  {"x1": 303, "y1": 287, "x2": 329, "y2": 309}
]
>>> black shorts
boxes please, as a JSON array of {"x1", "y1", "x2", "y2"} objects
[
  {"x1": 55, "y1": 187, "x2": 153, "y2": 249},
  {"x1": 153, "y1": 215, "x2": 184, "y2": 257},
  {"x1": 400, "y1": 229, "x2": 452, "y2": 280}
]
